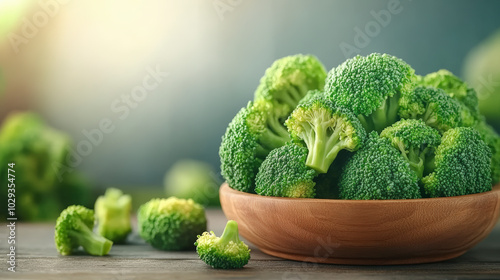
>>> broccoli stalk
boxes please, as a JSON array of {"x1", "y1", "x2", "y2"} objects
[
  {"x1": 286, "y1": 92, "x2": 366, "y2": 173},
  {"x1": 55, "y1": 205, "x2": 113, "y2": 256},
  {"x1": 195, "y1": 220, "x2": 250, "y2": 269}
]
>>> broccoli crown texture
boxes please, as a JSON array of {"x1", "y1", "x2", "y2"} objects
[
  {"x1": 325, "y1": 53, "x2": 416, "y2": 132},
  {"x1": 380, "y1": 119, "x2": 441, "y2": 179},
  {"x1": 285, "y1": 92, "x2": 366, "y2": 173},
  {"x1": 422, "y1": 127, "x2": 492, "y2": 197},
  {"x1": 55, "y1": 205, "x2": 113, "y2": 256},
  {"x1": 137, "y1": 197, "x2": 207, "y2": 251},
  {"x1": 219, "y1": 101, "x2": 290, "y2": 193},
  {"x1": 339, "y1": 131, "x2": 421, "y2": 200},
  {"x1": 399, "y1": 86, "x2": 463, "y2": 132},
  {"x1": 94, "y1": 188, "x2": 132, "y2": 243},
  {"x1": 474, "y1": 121, "x2": 500, "y2": 185},
  {"x1": 195, "y1": 220, "x2": 250, "y2": 269},
  {"x1": 254, "y1": 54, "x2": 327, "y2": 110},
  {"x1": 255, "y1": 144, "x2": 317, "y2": 198}
]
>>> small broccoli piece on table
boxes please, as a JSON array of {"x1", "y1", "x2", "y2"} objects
[
  {"x1": 339, "y1": 131, "x2": 421, "y2": 200},
  {"x1": 255, "y1": 144, "x2": 317, "y2": 198},
  {"x1": 474, "y1": 121, "x2": 500, "y2": 185},
  {"x1": 219, "y1": 100, "x2": 290, "y2": 193},
  {"x1": 195, "y1": 220, "x2": 250, "y2": 269},
  {"x1": 137, "y1": 197, "x2": 207, "y2": 251},
  {"x1": 285, "y1": 92, "x2": 366, "y2": 174},
  {"x1": 399, "y1": 86, "x2": 463, "y2": 132},
  {"x1": 417, "y1": 69, "x2": 480, "y2": 126},
  {"x1": 254, "y1": 54, "x2": 327, "y2": 110},
  {"x1": 325, "y1": 53, "x2": 416, "y2": 132},
  {"x1": 94, "y1": 188, "x2": 132, "y2": 243},
  {"x1": 380, "y1": 119, "x2": 441, "y2": 179},
  {"x1": 55, "y1": 205, "x2": 113, "y2": 256},
  {"x1": 422, "y1": 127, "x2": 492, "y2": 197}
]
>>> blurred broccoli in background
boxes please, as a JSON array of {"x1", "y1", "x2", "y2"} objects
[
  {"x1": 463, "y1": 29, "x2": 500, "y2": 128},
  {"x1": 95, "y1": 188, "x2": 132, "y2": 243},
  {"x1": 0, "y1": 112, "x2": 93, "y2": 221},
  {"x1": 164, "y1": 159, "x2": 221, "y2": 207}
]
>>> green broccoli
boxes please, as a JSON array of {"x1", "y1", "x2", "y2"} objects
[
  {"x1": 422, "y1": 127, "x2": 492, "y2": 197},
  {"x1": 195, "y1": 220, "x2": 250, "y2": 269},
  {"x1": 339, "y1": 131, "x2": 421, "y2": 200},
  {"x1": 285, "y1": 92, "x2": 366, "y2": 173},
  {"x1": 254, "y1": 54, "x2": 327, "y2": 110},
  {"x1": 55, "y1": 205, "x2": 113, "y2": 256},
  {"x1": 0, "y1": 112, "x2": 93, "y2": 221},
  {"x1": 137, "y1": 197, "x2": 207, "y2": 251},
  {"x1": 380, "y1": 119, "x2": 441, "y2": 179},
  {"x1": 255, "y1": 144, "x2": 317, "y2": 198},
  {"x1": 417, "y1": 70, "x2": 480, "y2": 126},
  {"x1": 473, "y1": 121, "x2": 500, "y2": 185},
  {"x1": 164, "y1": 159, "x2": 220, "y2": 207},
  {"x1": 94, "y1": 188, "x2": 132, "y2": 243},
  {"x1": 398, "y1": 86, "x2": 463, "y2": 132},
  {"x1": 325, "y1": 53, "x2": 416, "y2": 132},
  {"x1": 219, "y1": 100, "x2": 290, "y2": 193}
]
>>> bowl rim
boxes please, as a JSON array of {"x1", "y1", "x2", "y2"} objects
[{"x1": 220, "y1": 183, "x2": 500, "y2": 204}]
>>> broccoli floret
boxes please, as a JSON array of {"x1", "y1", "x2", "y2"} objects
[
  {"x1": 325, "y1": 53, "x2": 416, "y2": 132},
  {"x1": 54, "y1": 205, "x2": 113, "y2": 256},
  {"x1": 219, "y1": 100, "x2": 290, "y2": 193},
  {"x1": 418, "y1": 69, "x2": 480, "y2": 126},
  {"x1": 399, "y1": 86, "x2": 463, "y2": 132},
  {"x1": 195, "y1": 220, "x2": 250, "y2": 269},
  {"x1": 473, "y1": 121, "x2": 500, "y2": 185},
  {"x1": 380, "y1": 119, "x2": 441, "y2": 179},
  {"x1": 137, "y1": 197, "x2": 207, "y2": 251},
  {"x1": 339, "y1": 131, "x2": 421, "y2": 200},
  {"x1": 255, "y1": 144, "x2": 317, "y2": 198},
  {"x1": 285, "y1": 92, "x2": 366, "y2": 173},
  {"x1": 164, "y1": 159, "x2": 221, "y2": 207},
  {"x1": 422, "y1": 127, "x2": 492, "y2": 197},
  {"x1": 94, "y1": 188, "x2": 132, "y2": 243},
  {"x1": 254, "y1": 54, "x2": 327, "y2": 110}
]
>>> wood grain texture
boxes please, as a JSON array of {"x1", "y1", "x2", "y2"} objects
[
  {"x1": 1, "y1": 209, "x2": 500, "y2": 279},
  {"x1": 220, "y1": 183, "x2": 500, "y2": 265}
]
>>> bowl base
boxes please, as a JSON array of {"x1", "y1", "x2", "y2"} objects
[{"x1": 259, "y1": 248, "x2": 468, "y2": 265}]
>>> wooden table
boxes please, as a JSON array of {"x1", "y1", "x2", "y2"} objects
[{"x1": 1, "y1": 209, "x2": 500, "y2": 279}]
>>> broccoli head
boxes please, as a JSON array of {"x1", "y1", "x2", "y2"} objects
[
  {"x1": 55, "y1": 205, "x2": 113, "y2": 256},
  {"x1": 137, "y1": 197, "x2": 207, "y2": 251},
  {"x1": 219, "y1": 100, "x2": 290, "y2": 193},
  {"x1": 94, "y1": 188, "x2": 132, "y2": 243},
  {"x1": 254, "y1": 54, "x2": 327, "y2": 110},
  {"x1": 380, "y1": 119, "x2": 441, "y2": 179},
  {"x1": 422, "y1": 127, "x2": 492, "y2": 197},
  {"x1": 325, "y1": 53, "x2": 416, "y2": 132},
  {"x1": 164, "y1": 159, "x2": 221, "y2": 207},
  {"x1": 285, "y1": 92, "x2": 366, "y2": 173},
  {"x1": 195, "y1": 220, "x2": 250, "y2": 269},
  {"x1": 417, "y1": 69, "x2": 480, "y2": 126},
  {"x1": 339, "y1": 131, "x2": 421, "y2": 200},
  {"x1": 399, "y1": 86, "x2": 463, "y2": 132},
  {"x1": 473, "y1": 121, "x2": 500, "y2": 185},
  {"x1": 255, "y1": 144, "x2": 317, "y2": 198}
]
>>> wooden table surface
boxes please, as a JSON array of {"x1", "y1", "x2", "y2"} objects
[{"x1": 1, "y1": 209, "x2": 500, "y2": 280}]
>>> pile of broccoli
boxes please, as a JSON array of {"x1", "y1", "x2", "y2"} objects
[{"x1": 220, "y1": 53, "x2": 500, "y2": 199}]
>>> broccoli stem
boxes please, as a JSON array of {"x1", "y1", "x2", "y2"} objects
[
  {"x1": 266, "y1": 112, "x2": 291, "y2": 140},
  {"x1": 357, "y1": 114, "x2": 375, "y2": 132},
  {"x1": 395, "y1": 143, "x2": 425, "y2": 179},
  {"x1": 259, "y1": 128, "x2": 289, "y2": 151},
  {"x1": 68, "y1": 219, "x2": 112, "y2": 256},
  {"x1": 305, "y1": 119, "x2": 344, "y2": 173},
  {"x1": 276, "y1": 87, "x2": 301, "y2": 108},
  {"x1": 219, "y1": 220, "x2": 241, "y2": 245},
  {"x1": 370, "y1": 93, "x2": 400, "y2": 132}
]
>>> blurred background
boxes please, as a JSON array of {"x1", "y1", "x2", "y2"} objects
[{"x1": 1, "y1": 0, "x2": 499, "y2": 219}]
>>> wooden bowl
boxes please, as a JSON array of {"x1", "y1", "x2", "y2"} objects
[{"x1": 220, "y1": 183, "x2": 500, "y2": 265}]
